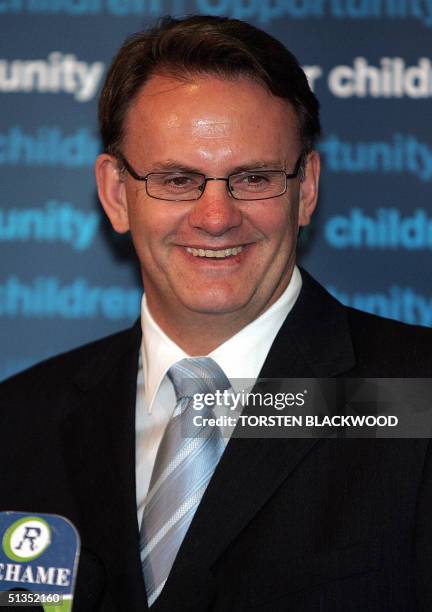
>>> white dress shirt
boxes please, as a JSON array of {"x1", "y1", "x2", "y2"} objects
[{"x1": 135, "y1": 265, "x2": 302, "y2": 525}]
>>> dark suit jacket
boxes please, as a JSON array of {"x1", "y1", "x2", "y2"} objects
[{"x1": 1, "y1": 270, "x2": 432, "y2": 612}]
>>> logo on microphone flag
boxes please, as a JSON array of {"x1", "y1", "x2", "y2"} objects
[{"x1": 0, "y1": 511, "x2": 80, "y2": 611}]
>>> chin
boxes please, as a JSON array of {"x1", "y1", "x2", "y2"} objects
[{"x1": 179, "y1": 292, "x2": 251, "y2": 316}]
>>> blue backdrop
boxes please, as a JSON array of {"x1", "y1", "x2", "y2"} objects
[{"x1": 1, "y1": 1, "x2": 431, "y2": 380}]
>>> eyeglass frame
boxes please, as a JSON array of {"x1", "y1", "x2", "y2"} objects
[{"x1": 116, "y1": 152, "x2": 305, "y2": 202}]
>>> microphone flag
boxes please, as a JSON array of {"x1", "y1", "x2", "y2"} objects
[{"x1": 0, "y1": 511, "x2": 80, "y2": 611}]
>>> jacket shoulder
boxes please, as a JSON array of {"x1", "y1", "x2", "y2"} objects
[
  {"x1": 345, "y1": 306, "x2": 432, "y2": 375},
  {"x1": 0, "y1": 323, "x2": 140, "y2": 402},
  {"x1": 297, "y1": 269, "x2": 432, "y2": 376}
]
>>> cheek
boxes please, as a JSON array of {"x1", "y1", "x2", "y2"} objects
[
  {"x1": 248, "y1": 201, "x2": 297, "y2": 240},
  {"x1": 128, "y1": 205, "x2": 186, "y2": 257},
  {"x1": 125, "y1": 187, "x2": 160, "y2": 234}
]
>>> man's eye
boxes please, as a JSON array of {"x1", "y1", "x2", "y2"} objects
[
  {"x1": 231, "y1": 173, "x2": 270, "y2": 189},
  {"x1": 245, "y1": 174, "x2": 269, "y2": 185},
  {"x1": 163, "y1": 175, "x2": 198, "y2": 188}
]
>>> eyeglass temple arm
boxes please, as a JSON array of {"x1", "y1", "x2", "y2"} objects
[
  {"x1": 285, "y1": 154, "x2": 305, "y2": 179},
  {"x1": 117, "y1": 153, "x2": 148, "y2": 181}
]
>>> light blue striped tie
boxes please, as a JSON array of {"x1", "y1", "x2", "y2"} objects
[{"x1": 140, "y1": 357, "x2": 230, "y2": 606}]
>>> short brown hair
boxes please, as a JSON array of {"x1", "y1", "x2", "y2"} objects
[{"x1": 99, "y1": 15, "x2": 321, "y2": 157}]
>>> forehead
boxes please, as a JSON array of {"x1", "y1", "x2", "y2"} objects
[{"x1": 122, "y1": 73, "x2": 301, "y2": 163}]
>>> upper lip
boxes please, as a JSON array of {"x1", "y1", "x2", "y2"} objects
[{"x1": 180, "y1": 243, "x2": 248, "y2": 249}]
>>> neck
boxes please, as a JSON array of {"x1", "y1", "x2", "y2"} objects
[
  {"x1": 145, "y1": 282, "x2": 291, "y2": 356},
  {"x1": 149, "y1": 310, "x2": 248, "y2": 355}
]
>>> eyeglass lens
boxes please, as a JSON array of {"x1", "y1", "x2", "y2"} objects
[{"x1": 146, "y1": 171, "x2": 287, "y2": 200}]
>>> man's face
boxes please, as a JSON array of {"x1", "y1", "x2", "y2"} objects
[{"x1": 98, "y1": 74, "x2": 319, "y2": 330}]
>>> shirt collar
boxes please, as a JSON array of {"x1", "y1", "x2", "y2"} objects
[
  {"x1": 140, "y1": 265, "x2": 302, "y2": 410},
  {"x1": 140, "y1": 299, "x2": 188, "y2": 411}
]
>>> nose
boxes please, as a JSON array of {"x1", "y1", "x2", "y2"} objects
[{"x1": 187, "y1": 180, "x2": 242, "y2": 236}]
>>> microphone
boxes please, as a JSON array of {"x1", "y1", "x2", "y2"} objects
[{"x1": 0, "y1": 511, "x2": 80, "y2": 611}]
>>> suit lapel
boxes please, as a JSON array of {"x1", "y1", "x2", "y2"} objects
[
  {"x1": 161, "y1": 271, "x2": 357, "y2": 603},
  {"x1": 61, "y1": 321, "x2": 149, "y2": 611}
]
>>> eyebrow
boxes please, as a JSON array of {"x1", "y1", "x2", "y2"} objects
[
  {"x1": 148, "y1": 159, "x2": 285, "y2": 173},
  {"x1": 149, "y1": 160, "x2": 201, "y2": 173}
]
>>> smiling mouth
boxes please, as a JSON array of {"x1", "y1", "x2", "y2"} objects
[{"x1": 186, "y1": 246, "x2": 244, "y2": 259}]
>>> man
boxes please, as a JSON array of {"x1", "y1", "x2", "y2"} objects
[{"x1": 1, "y1": 15, "x2": 432, "y2": 612}]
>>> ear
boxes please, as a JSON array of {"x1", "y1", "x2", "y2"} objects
[
  {"x1": 298, "y1": 150, "x2": 320, "y2": 227},
  {"x1": 95, "y1": 153, "x2": 130, "y2": 233}
]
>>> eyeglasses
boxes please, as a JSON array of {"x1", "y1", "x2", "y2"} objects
[{"x1": 117, "y1": 153, "x2": 304, "y2": 202}]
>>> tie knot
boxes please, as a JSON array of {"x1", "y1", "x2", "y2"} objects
[{"x1": 167, "y1": 357, "x2": 231, "y2": 401}]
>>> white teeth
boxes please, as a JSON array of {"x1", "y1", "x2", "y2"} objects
[{"x1": 186, "y1": 246, "x2": 243, "y2": 258}]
